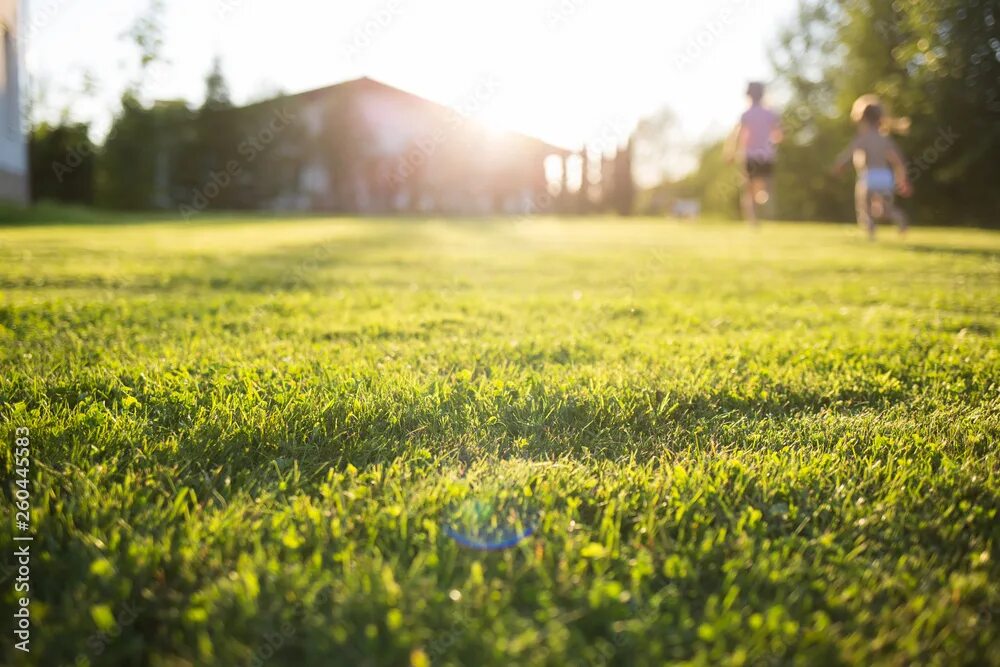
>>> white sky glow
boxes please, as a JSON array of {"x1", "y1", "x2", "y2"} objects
[{"x1": 27, "y1": 0, "x2": 800, "y2": 176}]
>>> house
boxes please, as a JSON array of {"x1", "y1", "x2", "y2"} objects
[
  {"x1": 162, "y1": 77, "x2": 576, "y2": 216},
  {"x1": 0, "y1": 0, "x2": 28, "y2": 205}
]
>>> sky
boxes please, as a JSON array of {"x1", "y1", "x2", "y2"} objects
[{"x1": 26, "y1": 0, "x2": 800, "y2": 178}]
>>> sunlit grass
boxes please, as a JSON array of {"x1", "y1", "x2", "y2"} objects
[{"x1": 1, "y1": 217, "x2": 998, "y2": 666}]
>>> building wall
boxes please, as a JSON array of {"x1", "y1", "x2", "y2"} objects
[
  {"x1": 161, "y1": 79, "x2": 563, "y2": 215},
  {"x1": 0, "y1": 0, "x2": 27, "y2": 204}
]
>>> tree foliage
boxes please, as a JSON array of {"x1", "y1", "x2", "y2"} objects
[
  {"x1": 772, "y1": 0, "x2": 1000, "y2": 225},
  {"x1": 29, "y1": 122, "x2": 95, "y2": 205},
  {"x1": 672, "y1": 0, "x2": 999, "y2": 226},
  {"x1": 94, "y1": 93, "x2": 160, "y2": 209}
]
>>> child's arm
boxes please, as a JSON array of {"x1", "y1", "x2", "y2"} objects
[
  {"x1": 770, "y1": 114, "x2": 784, "y2": 146},
  {"x1": 887, "y1": 140, "x2": 912, "y2": 197},
  {"x1": 831, "y1": 139, "x2": 857, "y2": 175}
]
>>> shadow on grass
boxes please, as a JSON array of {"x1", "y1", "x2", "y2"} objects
[
  {"x1": 25, "y1": 376, "x2": 915, "y2": 500},
  {"x1": 903, "y1": 244, "x2": 1000, "y2": 262},
  {"x1": 0, "y1": 202, "x2": 545, "y2": 228},
  {"x1": 0, "y1": 202, "x2": 406, "y2": 228},
  {"x1": 160, "y1": 222, "x2": 427, "y2": 292},
  {"x1": 0, "y1": 202, "x2": 204, "y2": 227}
]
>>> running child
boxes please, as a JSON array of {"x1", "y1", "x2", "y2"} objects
[
  {"x1": 833, "y1": 95, "x2": 912, "y2": 240},
  {"x1": 725, "y1": 81, "x2": 783, "y2": 226}
]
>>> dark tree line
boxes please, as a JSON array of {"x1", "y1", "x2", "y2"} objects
[{"x1": 29, "y1": 55, "x2": 306, "y2": 212}]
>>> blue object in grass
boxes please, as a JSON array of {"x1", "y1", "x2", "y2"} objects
[
  {"x1": 444, "y1": 524, "x2": 535, "y2": 551},
  {"x1": 443, "y1": 496, "x2": 537, "y2": 551}
]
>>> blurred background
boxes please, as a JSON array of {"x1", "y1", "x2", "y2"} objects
[{"x1": 7, "y1": 0, "x2": 1000, "y2": 225}]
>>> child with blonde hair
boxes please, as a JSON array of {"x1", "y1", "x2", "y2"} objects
[{"x1": 833, "y1": 95, "x2": 912, "y2": 240}]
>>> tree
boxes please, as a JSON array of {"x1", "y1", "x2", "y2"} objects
[
  {"x1": 578, "y1": 149, "x2": 590, "y2": 213},
  {"x1": 195, "y1": 58, "x2": 241, "y2": 210},
  {"x1": 768, "y1": 1, "x2": 857, "y2": 221},
  {"x1": 671, "y1": 140, "x2": 741, "y2": 219},
  {"x1": 631, "y1": 108, "x2": 677, "y2": 188},
  {"x1": 95, "y1": 93, "x2": 158, "y2": 209},
  {"x1": 30, "y1": 122, "x2": 95, "y2": 205},
  {"x1": 202, "y1": 56, "x2": 232, "y2": 112},
  {"x1": 770, "y1": 0, "x2": 1000, "y2": 225},
  {"x1": 96, "y1": 0, "x2": 180, "y2": 209},
  {"x1": 611, "y1": 138, "x2": 636, "y2": 216},
  {"x1": 122, "y1": 0, "x2": 166, "y2": 99},
  {"x1": 891, "y1": 0, "x2": 1000, "y2": 224}
]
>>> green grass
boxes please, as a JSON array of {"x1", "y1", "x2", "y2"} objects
[{"x1": 1, "y1": 216, "x2": 998, "y2": 666}]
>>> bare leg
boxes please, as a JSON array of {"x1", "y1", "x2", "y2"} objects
[
  {"x1": 855, "y1": 180, "x2": 875, "y2": 240},
  {"x1": 871, "y1": 193, "x2": 885, "y2": 219},
  {"x1": 741, "y1": 179, "x2": 758, "y2": 227},
  {"x1": 758, "y1": 175, "x2": 775, "y2": 220},
  {"x1": 886, "y1": 199, "x2": 909, "y2": 236}
]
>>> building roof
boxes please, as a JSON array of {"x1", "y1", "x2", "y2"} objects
[{"x1": 242, "y1": 76, "x2": 573, "y2": 157}]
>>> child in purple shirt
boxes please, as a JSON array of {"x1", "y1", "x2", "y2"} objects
[{"x1": 726, "y1": 82, "x2": 783, "y2": 226}]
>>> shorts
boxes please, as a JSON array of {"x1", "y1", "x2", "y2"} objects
[
  {"x1": 746, "y1": 159, "x2": 774, "y2": 179},
  {"x1": 863, "y1": 167, "x2": 895, "y2": 193}
]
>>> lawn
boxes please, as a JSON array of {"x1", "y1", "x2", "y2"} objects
[{"x1": 1, "y1": 216, "x2": 998, "y2": 666}]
